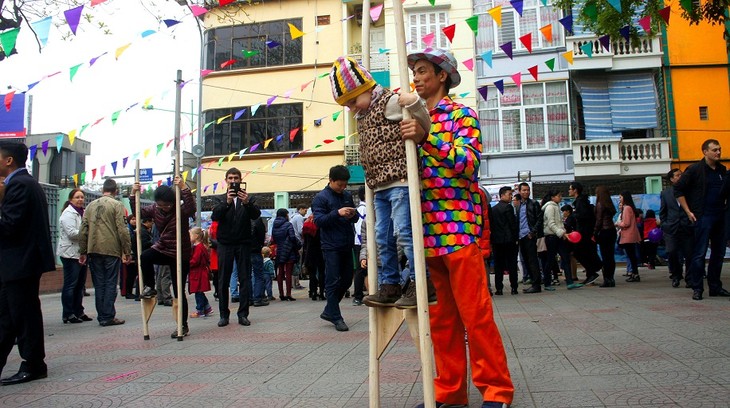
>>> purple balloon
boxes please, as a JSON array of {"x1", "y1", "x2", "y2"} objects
[{"x1": 648, "y1": 228, "x2": 663, "y2": 243}]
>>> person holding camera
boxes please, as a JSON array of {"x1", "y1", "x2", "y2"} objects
[{"x1": 211, "y1": 168, "x2": 261, "y2": 327}]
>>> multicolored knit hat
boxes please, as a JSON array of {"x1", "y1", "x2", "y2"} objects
[{"x1": 329, "y1": 56, "x2": 376, "y2": 106}]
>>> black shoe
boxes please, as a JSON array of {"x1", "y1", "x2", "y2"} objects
[
  {"x1": 599, "y1": 279, "x2": 615, "y2": 288},
  {"x1": 333, "y1": 319, "x2": 349, "y2": 332},
  {"x1": 170, "y1": 326, "x2": 189, "y2": 338},
  {"x1": 63, "y1": 315, "x2": 83, "y2": 324},
  {"x1": 495, "y1": 289, "x2": 503, "y2": 296},
  {"x1": 125, "y1": 294, "x2": 136, "y2": 300},
  {"x1": 523, "y1": 286, "x2": 541, "y2": 294},
  {"x1": 317, "y1": 294, "x2": 326, "y2": 300},
  {"x1": 344, "y1": 290, "x2": 351, "y2": 298},
  {"x1": 280, "y1": 296, "x2": 288, "y2": 301},
  {"x1": 685, "y1": 281, "x2": 692, "y2": 288},
  {"x1": 511, "y1": 288, "x2": 518, "y2": 295},
  {"x1": 231, "y1": 297, "x2": 240, "y2": 303},
  {"x1": 320, "y1": 312, "x2": 334, "y2": 323},
  {"x1": 238, "y1": 316, "x2": 251, "y2": 326},
  {"x1": 692, "y1": 290, "x2": 703, "y2": 301},
  {"x1": 217, "y1": 317, "x2": 229, "y2": 327},
  {"x1": 162, "y1": 300, "x2": 173, "y2": 307},
  {"x1": 352, "y1": 299, "x2": 363, "y2": 306},
  {"x1": 79, "y1": 314, "x2": 93, "y2": 322},
  {"x1": 626, "y1": 274, "x2": 641, "y2": 282},
  {"x1": 671, "y1": 278, "x2": 680, "y2": 288},
  {"x1": 286, "y1": 296, "x2": 296, "y2": 301},
  {"x1": 581, "y1": 273, "x2": 600, "y2": 285},
  {"x1": 0, "y1": 370, "x2": 47, "y2": 386},
  {"x1": 141, "y1": 286, "x2": 157, "y2": 299},
  {"x1": 253, "y1": 300, "x2": 269, "y2": 307},
  {"x1": 99, "y1": 318, "x2": 125, "y2": 327},
  {"x1": 708, "y1": 288, "x2": 730, "y2": 297}
]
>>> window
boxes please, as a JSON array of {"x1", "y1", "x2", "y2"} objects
[
  {"x1": 479, "y1": 81, "x2": 570, "y2": 153},
  {"x1": 408, "y1": 10, "x2": 450, "y2": 52},
  {"x1": 204, "y1": 19, "x2": 303, "y2": 71},
  {"x1": 204, "y1": 103, "x2": 304, "y2": 156},
  {"x1": 699, "y1": 106, "x2": 708, "y2": 120},
  {"x1": 475, "y1": 0, "x2": 562, "y2": 57}
]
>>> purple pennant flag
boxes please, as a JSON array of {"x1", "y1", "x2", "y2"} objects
[
  {"x1": 111, "y1": 161, "x2": 118, "y2": 175},
  {"x1": 41, "y1": 140, "x2": 49, "y2": 156},
  {"x1": 89, "y1": 52, "x2": 107, "y2": 66},
  {"x1": 619, "y1": 25, "x2": 631, "y2": 42},
  {"x1": 204, "y1": 185, "x2": 210, "y2": 193},
  {"x1": 267, "y1": 95, "x2": 277, "y2": 106},
  {"x1": 122, "y1": 157, "x2": 129, "y2": 168},
  {"x1": 64, "y1": 5, "x2": 84, "y2": 35},
  {"x1": 598, "y1": 35, "x2": 610, "y2": 51},
  {"x1": 477, "y1": 85, "x2": 489, "y2": 101},
  {"x1": 510, "y1": 0, "x2": 524, "y2": 16},
  {"x1": 558, "y1": 15, "x2": 573, "y2": 35},
  {"x1": 250, "y1": 143, "x2": 260, "y2": 152},
  {"x1": 234, "y1": 108, "x2": 246, "y2": 120},
  {"x1": 197, "y1": 165, "x2": 204, "y2": 173},
  {"x1": 266, "y1": 40, "x2": 281, "y2": 48},
  {"x1": 126, "y1": 102, "x2": 138, "y2": 111},
  {"x1": 213, "y1": 182, "x2": 218, "y2": 192},
  {"x1": 163, "y1": 19, "x2": 180, "y2": 28},
  {"x1": 500, "y1": 41, "x2": 513, "y2": 59},
  {"x1": 494, "y1": 80, "x2": 505, "y2": 95},
  {"x1": 29, "y1": 145, "x2": 37, "y2": 161}
]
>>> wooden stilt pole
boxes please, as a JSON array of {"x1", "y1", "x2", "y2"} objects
[
  {"x1": 136, "y1": 160, "x2": 155, "y2": 340},
  {"x1": 174, "y1": 69, "x2": 184, "y2": 341}
]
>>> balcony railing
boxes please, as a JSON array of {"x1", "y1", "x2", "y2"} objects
[
  {"x1": 566, "y1": 34, "x2": 663, "y2": 71},
  {"x1": 572, "y1": 138, "x2": 671, "y2": 177}
]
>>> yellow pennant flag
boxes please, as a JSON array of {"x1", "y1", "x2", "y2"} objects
[
  {"x1": 217, "y1": 114, "x2": 231, "y2": 124},
  {"x1": 143, "y1": 97, "x2": 153, "y2": 108},
  {"x1": 72, "y1": 174, "x2": 78, "y2": 186},
  {"x1": 115, "y1": 43, "x2": 131, "y2": 59},
  {"x1": 302, "y1": 125, "x2": 308, "y2": 133},
  {"x1": 562, "y1": 51, "x2": 574, "y2": 65},
  {"x1": 182, "y1": 171, "x2": 188, "y2": 183},
  {"x1": 540, "y1": 24, "x2": 553, "y2": 41},
  {"x1": 264, "y1": 138, "x2": 273, "y2": 149},
  {"x1": 288, "y1": 23, "x2": 304, "y2": 39},
  {"x1": 227, "y1": 152, "x2": 236, "y2": 162},
  {"x1": 144, "y1": 148, "x2": 151, "y2": 158},
  {"x1": 488, "y1": 6, "x2": 502, "y2": 27},
  {"x1": 68, "y1": 129, "x2": 77, "y2": 145}
]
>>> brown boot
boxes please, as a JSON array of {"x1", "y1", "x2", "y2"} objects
[
  {"x1": 362, "y1": 284, "x2": 401, "y2": 307},
  {"x1": 394, "y1": 278, "x2": 438, "y2": 309}
]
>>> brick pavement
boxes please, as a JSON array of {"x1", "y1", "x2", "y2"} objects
[{"x1": 1, "y1": 265, "x2": 729, "y2": 407}]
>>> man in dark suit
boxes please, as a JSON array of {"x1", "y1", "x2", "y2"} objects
[
  {"x1": 490, "y1": 186, "x2": 519, "y2": 295},
  {"x1": 211, "y1": 167, "x2": 260, "y2": 327},
  {"x1": 659, "y1": 169, "x2": 693, "y2": 288},
  {"x1": 0, "y1": 142, "x2": 55, "y2": 385}
]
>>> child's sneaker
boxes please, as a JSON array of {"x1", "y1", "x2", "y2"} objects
[
  {"x1": 189, "y1": 311, "x2": 204, "y2": 318},
  {"x1": 204, "y1": 306, "x2": 214, "y2": 317}
]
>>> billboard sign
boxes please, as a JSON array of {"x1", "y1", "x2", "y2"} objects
[{"x1": 0, "y1": 93, "x2": 26, "y2": 138}]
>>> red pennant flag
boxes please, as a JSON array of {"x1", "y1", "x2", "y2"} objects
[
  {"x1": 638, "y1": 16, "x2": 651, "y2": 35},
  {"x1": 220, "y1": 59, "x2": 236, "y2": 68},
  {"x1": 323, "y1": 139, "x2": 335, "y2": 144},
  {"x1": 658, "y1": 6, "x2": 671, "y2": 25},
  {"x1": 511, "y1": 73, "x2": 522, "y2": 87},
  {"x1": 91, "y1": 168, "x2": 97, "y2": 180},
  {"x1": 519, "y1": 33, "x2": 532, "y2": 53},
  {"x1": 220, "y1": 0, "x2": 235, "y2": 6},
  {"x1": 442, "y1": 24, "x2": 456, "y2": 43},
  {"x1": 528, "y1": 65, "x2": 538, "y2": 81},
  {"x1": 4, "y1": 91, "x2": 14, "y2": 112},
  {"x1": 289, "y1": 127, "x2": 300, "y2": 142}
]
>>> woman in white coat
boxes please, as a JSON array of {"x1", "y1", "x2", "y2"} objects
[{"x1": 58, "y1": 188, "x2": 92, "y2": 323}]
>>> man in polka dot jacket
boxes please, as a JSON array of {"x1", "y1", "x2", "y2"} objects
[{"x1": 403, "y1": 49, "x2": 514, "y2": 408}]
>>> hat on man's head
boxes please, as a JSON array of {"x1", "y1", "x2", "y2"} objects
[
  {"x1": 330, "y1": 56, "x2": 376, "y2": 106},
  {"x1": 407, "y1": 48, "x2": 461, "y2": 89}
]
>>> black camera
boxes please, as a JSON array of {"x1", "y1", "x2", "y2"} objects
[{"x1": 230, "y1": 182, "x2": 240, "y2": 193}]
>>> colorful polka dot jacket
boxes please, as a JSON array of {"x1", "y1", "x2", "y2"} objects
[{"x1": 419, "y1": 96, "x2": 483, "y2": 257}]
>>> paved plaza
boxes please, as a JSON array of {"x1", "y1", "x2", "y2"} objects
[{"x1": 1, "y1": 265, "x2": 729, "y2": 407}]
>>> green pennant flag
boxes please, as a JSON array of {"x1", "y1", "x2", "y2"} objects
[
  {"x1": 79, "y1": 123, "x2": 90, "y2": 136},
  {"x1": 111, "y1": 110, "x2": 121, "y2": 124},
  {"x1": 217, "y1": 157, "x2": 225, "y2": 166},
  {"x1": 465, "y1": 15, "x2": 479, "y2": 36},
  {"x1": 0, "y1": 28, "x2": 19, "y2": 56},
  {"x1": 314, "y1": 144, "x2": 322, "y2": 149},
  {"x1": 583, "y1": 2, "x2": 598, "y2": 22},
  {"x1": 156, "y1": 143, "x2": 164, "y2": 155},
  {"x1": 680, "y1": 0, "x2": 693, "y2": 12},
  {"x1": 241, "y1": 49, "x2": 260, "y2": 58},
  {"x1": 428, "y1": 0, "x2": 435, "y2": 5},
  {"x1": 335, "y1": 135, "x2": 345, "y2": 140},
  {"x1": 332, "y1": 111, "x2": 342, "y2": 121},
  {"x1": 80, "y1": 172, "x2": 86, "y2": 185},
  {"x1": 318, "y1": 72, "x2": 329, "y2": 78},
  {"x1": 69, "y1": 63, "x2": 83, "y2": 82},
  {"x1": 545, "y1": 58, "x2": 555, "y2": 71},
  {"x1": 203, "y1": 120, "x2": 215, "y2": 130},
  {"x1": 580, "y1": 42, "x2": 594, "y2": 58}
]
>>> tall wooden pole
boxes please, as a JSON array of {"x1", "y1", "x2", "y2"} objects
[
  {"x1": 135, "y1": 160, "x2": 154, "y2": 340},
  {"x1": 174, "y1": 69, "x2": 184, "y2": 340},
  {"x1": 391, "y1": 0, "x2": 436, "y2": 406}
]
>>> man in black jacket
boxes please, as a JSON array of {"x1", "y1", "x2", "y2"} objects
[
  {"x1": 490, "y1": 186, "x2": 519, "y2": 295},
  {"x1": 659, "y1": 169, "x2": 693, "y2": 288},
  {"x1": 517, "y1": 183, "x2": 546, "y2": 294},
  {"x1": 0, "y1": 142, "x2": 55, "y2": 385},
  {"x1": 568, "y1": 182, "x2": 602, "y2": 285},
  {"x1": 312, "y1": 165, "x2": 357, "y2": 331},
  {"x1": 211, "y1": 168, "x2": 261, "y2": 326},
  {"x1": 674, "y1": 139, "x2": 730, "y2": 300}
]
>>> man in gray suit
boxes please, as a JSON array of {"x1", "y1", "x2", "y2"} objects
[{"x1": 659, "y1": 169, "x2": 693, "y2": 288}]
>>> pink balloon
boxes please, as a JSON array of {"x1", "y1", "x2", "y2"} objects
[{"x1": 566, "y1": 231, "x2": 582, "y2": 244}]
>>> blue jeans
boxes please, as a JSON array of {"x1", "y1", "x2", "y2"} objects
[
  {"x1": 251, "y1": 253, "x2": 265, "y2": 301},
  {"x1": 264, "y1": 274, "x2": 274, "y2": 298},
  {"x1": 61, "y1": 257, "x2": 87, "y2": 319},
  {"x1": 374, "y1": 187, "x2": 416, "y2": 284},
  {"x1": 87, "y1": 255, "x2": 121, "y2": 323},
  {"x1": 194, "y1": 292, "x2": 210, "y2": 313},
  {"x1": 230, "y1": 262, "x2": 239, "y2": 298},
  {"x1": 688, "y1": 214, "x2": 726, "y2": 293},
  {"x1": 322, "y1": 249, "x2": 354, "y2": 322}
]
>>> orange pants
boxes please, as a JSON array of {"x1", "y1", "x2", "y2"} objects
[{"x1": 427, "y1": 243, "x2": 514, "y2": 405}]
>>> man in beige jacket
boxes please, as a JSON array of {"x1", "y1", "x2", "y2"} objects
[{"x1": 79, "y1": 178, "x2": 132, "y2": 326}]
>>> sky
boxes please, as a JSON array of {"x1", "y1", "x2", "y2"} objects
[{"x1": 0, "y1": 0, "x2": 202, "y2": 180}]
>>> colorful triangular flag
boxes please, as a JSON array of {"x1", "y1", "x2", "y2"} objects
[
  {"x1": 519, "y1": 33, "x2": 532, "y2": 53},
  {"x1": 580, "y1": 42, "x2": 593, "y2": 58},
  {"x1": 288, "y1": 23, "x2": 304, "y2": 39},
  {"x1": 562, "y1": 51, "x2": 574, "y2": 65},
  {"x1": 638, "y1": 15, "x2": 651, "y2": 35},
  {"x1": 599, "y1": 35, "x2": 610, "y2": 51},
  {"x1": 64, "y1": 5, "x2": 84, "y2": 35},
  {"x1": 477, "y1": 85, "x2": 489, "y2": 101},
  {"x1": 462, "y1": 58, "x2": 474, "y2": 71},
  {"x1": 540, "y1": 24, "x2": 553, "y2": 42},
  {"x1": 422, "y1": 32, "x2": 436, "y2": 48},
  {"x1": 658, "y1": 6, "x2": 671, "y2": 24},
  {"x1": 528, "y1": 66, "x2": 538, "y2": 81},
  {"x1": 510, "y1": 0, "x2": 524, "y2": 16},
  {"x1": 511, "y1": 73, "x2": 522, "y2": 87},
  {"x1": 442, "y1": 24, "x2": 456, "y2": 43},
  {"x1": 494, "y1": 79, "x2": 504, "y2": 95},
  {"x1": 545, "y1": 58, "x2": 555, "y2": 71},
  {"x1": 481, "y1": 51, "x2": 493, "y2": 68},
  {"x1": 465, "y1": 15, "x2": 479, "y2": 36},
  {"x1": 488, "y1": 6, "x2": 502, "y2": 27},
  {"x1": 500, "y1": 41, "x2": 513, "y2": 59},
  {"x1": 558, "y1": 15, "x2": 573, "y2": 34}
]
